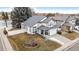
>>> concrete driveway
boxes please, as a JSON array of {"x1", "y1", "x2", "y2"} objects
[{"x1": 49, "y1": 34, "x2": 71, "y2": 45}]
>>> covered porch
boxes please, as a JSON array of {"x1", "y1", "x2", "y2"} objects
[{"x1": 36, "y1": 25, "x2": 50, "y2": 37}]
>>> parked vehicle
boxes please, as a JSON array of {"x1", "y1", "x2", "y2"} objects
[{"x1": 75, "y1": 26, "x2": 79, "y2": 31}]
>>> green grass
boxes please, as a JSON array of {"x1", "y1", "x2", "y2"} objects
[{"x1": 8, "y1": 33, "x2": 61, "y2": 51}]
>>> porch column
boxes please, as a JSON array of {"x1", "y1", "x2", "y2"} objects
[
  {"x1": 43, "y1": 30, "x2": 45, "y2": 37},
  {"x1": 37, "y1": 29, "x2": 40, "y2": 34},
  {"x1": 44, "y1": 30, "x2": 48, "y2": 41},
  {"x1": 37, "y1": 28, "x2": 39, "y2": 34}
]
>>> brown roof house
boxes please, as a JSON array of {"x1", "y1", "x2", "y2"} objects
[{"x1": 60, "y1": 16, "x2": 76, "y2": 32}]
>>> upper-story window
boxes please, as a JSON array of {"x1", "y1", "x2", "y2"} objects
[
  {"x1": 47, "y1": 20, "x2": 56, "y2": 27},
  {"x1": 48, "y1": 23, "x2": 54, "y2": 27},
  {"x1": 69, "y1": 20, "x2": 75, "y2": 25}
]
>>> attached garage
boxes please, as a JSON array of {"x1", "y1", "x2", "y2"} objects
[
  {"x1": 37, "y1": 25, "x2": 57, "y2": 36},
  {"x1": 49, "y1": 28, "x2": 57, "y2": 36}
]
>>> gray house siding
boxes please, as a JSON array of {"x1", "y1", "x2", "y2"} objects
[{"x1": 76, "y1": 19, "x2": 79, "y2": 26}]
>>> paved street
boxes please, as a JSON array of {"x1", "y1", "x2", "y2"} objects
[
  {"x1": 0, "y1": 29, "x2": 13, "y2": 51},
  {"x1": 0, "y1": 36, "x2": 4, "y2": 51},
  {"x1": 0, "y1": 31, "x2": 5, "y2": 51},
  {"x1": 66, "y1": 40, "x2": 79, "y2": 51},
  {"x1": 0, "y1": 20, "x2": 12, "y2": 51}
]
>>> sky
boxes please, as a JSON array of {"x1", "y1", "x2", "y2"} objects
[
  {"x1": 0, "y1": 7, "x2": 13, "y2": 12},
  {"x1": 33, "y1": 7, "x2": 79, "y2": 14},
  {"x1": 0, "y1": 7, "x2": 79, "y2": 14}
]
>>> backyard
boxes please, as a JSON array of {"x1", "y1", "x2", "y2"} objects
[{"x1": 7, "y1": 32, "x2": 61, "y2": 51}]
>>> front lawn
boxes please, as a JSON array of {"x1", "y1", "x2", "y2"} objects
[
  {"x1": 8, "y1": 33, "x2": 61, "y2": 51},
  {"x1": 61, "y1": 31, "x2": 79, "y2": 40}
]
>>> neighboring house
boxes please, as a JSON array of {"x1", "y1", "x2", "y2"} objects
[
  {"x1": 74, "y1": 16, "x2": 79, "y2": 30},
  {"x1": 53, "y1": 15, "x2": 69, "y2": 31},
  {"x1": 75, "y1": 17, "x2": 79, "y2": 26},
  {"x1": 75, "y1": 19, "x2": 79, "y2": 26},
  {"x1": 61, "y1": 16, "x2": 76, "y2": 32}
]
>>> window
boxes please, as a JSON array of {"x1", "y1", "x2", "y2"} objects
[
  {"x1": 48, "y1": 23, "x2": 53, "y2": 27},
  {"x1": 49, "y1": 23, "x2": 52, "y2": 26},
  {"x1": 33, "y1": 27, "x2": 36, "y2": 33},
  {"x1": 76, "y1": 19, "x2": 79, "y2": 25},
  {"x1": 41, "y1": 30, "x2": 44, "y2": 34},
  {"x1": 48, "y1": 21, "x2": 56, "y2": 27}
]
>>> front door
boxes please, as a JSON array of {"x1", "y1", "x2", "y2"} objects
[
  {"x1": 66, "y1": 26, "x2": 70, "y2": 31},
  {"x1": 41, "y1": 30, "x2": 44, "y2": 34},
  {"x1": 45, "y1": 30, "x2": 48, "y2": 35}
]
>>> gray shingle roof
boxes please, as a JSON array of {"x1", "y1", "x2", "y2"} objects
[
  {"x1": 24, "y1": 16, "x2": 46, "y2": 27},
  {"x1": 37, "y1": 24, "x2": 61, "y2": 30},
  {"x1": 37, "y1": 19, "x2": 64, "y2": 30},
  {"x1": 63, "y1": 22, "x2": 73, "y2": 26},
  {"x1": 66, "y1": 16, "x2": 75, "y2": 22}
]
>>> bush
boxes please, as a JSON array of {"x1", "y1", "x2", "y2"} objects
[
  {"x1": 57, "y1": 31, "x2": 62, "y2": 34},
  {"x1": 68, "y1": 31, "x2": 73, "y2": 33},
  {"x1": 3, "y1": 28, "x2": 8, "y2": 35}
]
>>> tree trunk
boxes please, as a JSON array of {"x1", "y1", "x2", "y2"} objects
[
  {"x1": 5, "y1": 19, "x2": 8, "y2": 27},
  {"x1": 17, "y1": 22, "x2": 21, "y2": 29}
]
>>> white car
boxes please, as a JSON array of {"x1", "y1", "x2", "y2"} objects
[{"x1": 75, "y1": 26, "x2": 79, "y2": 31}]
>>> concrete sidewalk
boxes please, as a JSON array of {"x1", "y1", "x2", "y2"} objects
[
  {"x1": 66, "y1": 40, "x2": 79, "y2": 51},
  {"x1": 8, "y1": 29, "x2": 26, "y2": 36},
  {"x1": 55, "y1": 38, "x2": 79, "y2": 51},
  {"x1": 0, "y1": 35, "x2": 4, "y2": 51},
  {"x1": 0, "y1": 29, "x2": 13, "y2": 51}
]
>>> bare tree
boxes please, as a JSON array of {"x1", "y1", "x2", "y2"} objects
[
  {"x1": 46, "y1": 13, "x2": 55, "y2": 18},
  {"x1": 2, "y1": 12, "x2": 9, "y2": 27}
]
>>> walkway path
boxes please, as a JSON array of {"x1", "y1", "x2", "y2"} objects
[
  {"x1": 0, "y1": 29, "x2": 13, "y2": 51},
  {"x1": 0, "y1": 35, "x2": 4, "y2": 51},
  {"x1": 8, "y1": 29, "x2": 26, "y2": 36},
  {"x1": 49, "y1": 34, "x2": 71, "y2": 45}
]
